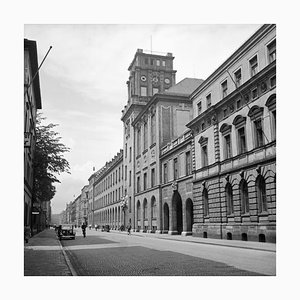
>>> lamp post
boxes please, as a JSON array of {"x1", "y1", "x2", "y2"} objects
[{"x1": 121, "y1": 195, "x2": 128, "y2": 229}]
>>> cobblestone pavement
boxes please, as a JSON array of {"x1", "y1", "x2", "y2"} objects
[
  {"x1": 61, "y1": 229, "x2": 272, "y2": 276},
  {"x1": 24, "y1": 228, "x2": 275, "y2": 276}
]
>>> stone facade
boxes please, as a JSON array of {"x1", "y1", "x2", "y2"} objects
[{"x1": 187, "y1": 24, "x2": 276, "y2": 243}]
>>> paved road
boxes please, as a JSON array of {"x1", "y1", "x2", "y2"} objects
[{"x1": 60, "y1": 229, "x2": 275, "y2": 276}]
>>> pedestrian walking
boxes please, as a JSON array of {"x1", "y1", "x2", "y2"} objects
[
  {"x1": 81, "y1": 223, "x2": 87, "y2": 238},
  {"x1": 95, "y1": 224, "x2": 98, "y2": 231},
  {"x1": 127, "y1": 223, "x2": 131, "y2": 235}
]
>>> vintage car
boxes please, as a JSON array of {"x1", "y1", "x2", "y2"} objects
[
  {"x1": 101, "y1": 225, "x2": 110, "y2": 232},
  {"x1": 57, "y1": 224, "x2": 76, "y2": 240}
]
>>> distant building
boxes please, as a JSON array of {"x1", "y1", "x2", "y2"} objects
[
  {"x1": 187, "y1": 24, "x2": 276, "y2": 242},
  {"x1": 24, "y1": 39, "x2": 42, "y2": 234},
  {"x1": 80, "y1": 185, "x2": 89, "y2": 226},
  {"x1": 93, "y1": 150, "x2": 124, "y2": 229}
]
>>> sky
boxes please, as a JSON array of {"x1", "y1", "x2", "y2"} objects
[{"x1": 24, "y1": 24, "x2": 261, "y2": 214}]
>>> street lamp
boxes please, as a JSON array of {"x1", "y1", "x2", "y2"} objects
[{"x1": 120, "y1": 195, "x2": 128, "y2": 229}]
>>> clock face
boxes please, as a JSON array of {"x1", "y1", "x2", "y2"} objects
[
  {"x1": 164, "y1": 78, "x2": 170, "y2": 84},
  {"x1": 141, "y1": 75, "x2": 147, "y2": 82}
]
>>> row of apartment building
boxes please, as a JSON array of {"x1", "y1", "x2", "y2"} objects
[
  {"x1": 61, "y1": 24, "x2": 276, "y2": 243},
  {"x1": 24, "y1": 39, "x2": 52, "y2": 235}
]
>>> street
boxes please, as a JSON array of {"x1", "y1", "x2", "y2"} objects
[{"x1": 56, "y1": 228, "x2": 275, "y2": 276}]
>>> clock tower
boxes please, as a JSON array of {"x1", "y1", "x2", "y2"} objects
[
  {"x1": 126, "y1": 48, "x2": 176, "y2": 101},
  {"x1": 121, "y1": 49, "x2": 176, "y2": 231}
]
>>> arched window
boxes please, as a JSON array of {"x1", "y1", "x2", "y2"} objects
[
  {"x1": 151, "y1": 197, "x2": 157, "y2": 219},
  {"x1": 240, "y1": 179, "x2": 249, "y2": 214},
  {"x1": 225, "y1": 183, "x2": 234, "y2": 215},
  {"x1": 256, "y1": 175, "x2": 268, "y2": 213},
  {"x1": 143, "y1": 199, "x2": 148, "y2": 220},
  {"x1": 137, "y1": 201, "x2": 141, "y2": 220},
  {"x1": 203, "y1": 188, "x2": 209, "y2": 217}
]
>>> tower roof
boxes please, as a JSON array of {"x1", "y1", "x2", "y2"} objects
[{"x1": 164, "y1": 78, "x2": 204, "y2": 96}]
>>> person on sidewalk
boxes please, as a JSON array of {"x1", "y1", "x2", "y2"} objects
[
  {"x1": 81, "y1": 223, "x2": 87, "y2": 238},
  {"x1": 127, "y1": 223, "x2": 132, "y2": 235}
]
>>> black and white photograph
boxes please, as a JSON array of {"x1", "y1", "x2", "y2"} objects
[
  {"x1": 23, "y1": 23, "x2": 276, "y2": 277},
  {"x1": 2, "y1": 0, "x2": 299, "y2": 299}
]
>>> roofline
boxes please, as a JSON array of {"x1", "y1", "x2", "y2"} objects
[
  {"x1": 190, "y1": 24, "x2": 275, "y2": 100},
  {"x1": 128, "y1": 49, "x2": 175, "y2": 71},
  {"x1": 24, "y1": 39, "x2": 42, "y2": 109}
]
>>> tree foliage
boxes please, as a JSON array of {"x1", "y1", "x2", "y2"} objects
[{"x1": 33, "y1": 113, "x2": 70, "y2": 202}]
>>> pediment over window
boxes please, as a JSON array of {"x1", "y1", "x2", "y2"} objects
[
  {"x1": 248, "y1": 105, "x2": 264, "y2": 120},
  {"x1": 198, "y1": 136, "x2": 208, "y2": 146},
  {"x1": 233, "y1": 115, "x2": 246, "y2": 127},
  {"x1": 220, "y1": 123, "x2": 232, "y2": 135},
  {"x1": 266, "y1": 94, "x2": 276, "y2": 111}
]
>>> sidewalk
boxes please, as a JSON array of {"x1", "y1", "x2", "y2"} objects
[
  {"x1": 24, "y1": 229, "x2": 72, "y2": 276},
  {"x1": 109, "y1": 229, "x2": 276, "y2": 252}
]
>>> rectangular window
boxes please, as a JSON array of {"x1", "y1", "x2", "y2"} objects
[
  {"x1": 144, "y1": 121, "x2": 148, "y2": 150},
  {"x1": 156, "y1": 60, "x2": 160, "y2": 66},
  {"x1": 197, "y1": 101, "x2": 202, "y2": 115},
  {"x1": 129, "y1": 147, "x2": 132, "y2": 162},
  {"x1": 201, "y1": 145, "x2": 208, "y2": 167},
  {"x1": 143, "y1": 172, "x2": 147, "y2": 190},
  {"x1": 238, "y1": 127, "x2": 247, "y2": 154},
  {"x1": 249, "y1": 55, "x2": 258, "y2": 77},
  {"x1": 237, "y1": 98, "x2": 241, "y2": 109},
  {"x1": 162, "y1": 60, "x2": 166, "y2": 67},
  {"x1": 201, "y1": 122, "x2": 205, "y2": 131},
  {"x1": 151, "y1": 168, "x2": 155, "y2": 188},
  {"x1": 224, "y1": 134, "x2": 232, "y2": 159},
  {"x1": 163, "y1": 163, "x2": 168, "y2": 184},
  {"x1": 141, "y1": 86, "x2": 147, "y2": 97},
  {"x1": 151, "y1": 114, "x2": 156, "y2": 145},
  {"x1": 125, "y1": 166, "x2": 127, "y2": 181},
  {"x1": 234, "y1": 69, "x2": 242, "y2": 87},
  {"x1": 129, "y1": 170, "x2": 131, "y2": 186},
  {"x1": 186, "y1": 151, "x2": 191, "y2": 175},
  {"x1": 150, "y1": 59, "x2": 154, "y2": 65},
  {"x1": 173, "y1": 158, "x2": 178, "y2": 180},
  {"x1": 223, "y1": 108, "x2": 228, "y2": 118},
  {"x1": 254, "y1": 119, "x2": 264, "y2": 147},
  {"x1": 137, "y1": 128, "x2": 141, "y2": 155},
  {"x1": 270, "y1": 75, "x2": 276, "y2": 88},
  {"x1": 125, "y1": 143, "x2": 127, "y2": 158},
  {"x1": 221, "y1": 80, "x2": 228, "y2": 98},
  {"x1": 137, "y1": 176, "x2": 140, "y2": 193},
  {"x1": 268, "y1": 39, "x2": 276, "y2": 63},
  {"x1": 206, "y1": 94, "x2": 211, "y2": 109}
]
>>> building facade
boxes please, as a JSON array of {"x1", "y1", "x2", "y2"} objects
[
  {"x1": 187, "y1": 24, "x2": 276, "y2": 242},
  {"x1": 24, "y1": 39, "x2": 42, "y2": 235},
  {"x1": 61, "y1": 25, "x2": 276, "y2": 244},
  {"x1": 93, "y1": 150, "x2": 125, "y2": 229},
  {"x1": 121, "y1": 50, "x2": 178, "y2": 231},
  {"x1": 160, "y1": 130, "x2": 194, "y2": 235},
  {"x1": 131, "y1": 78, "x2": 202, "y2": 233}
]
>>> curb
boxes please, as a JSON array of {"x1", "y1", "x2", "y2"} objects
[
  {"x1": 58, "y1": 240, "x2": 78, "y2": 276},
  {"x1": 107, "y1": 230, "x2": 276, "y2": 253}
]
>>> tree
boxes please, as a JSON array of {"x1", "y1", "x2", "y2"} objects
[{"x1": 33, "y1": 113, "x2": 70, "y2": 203}]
